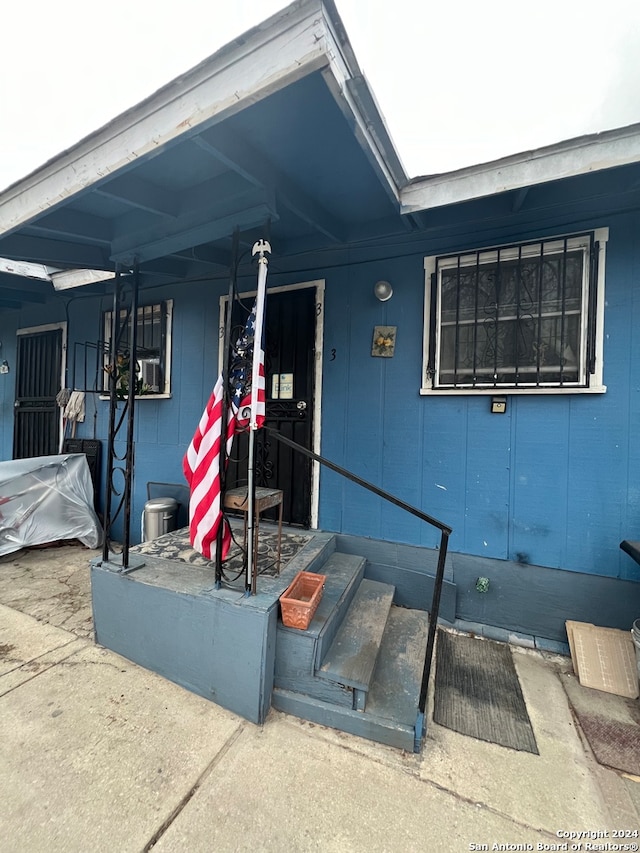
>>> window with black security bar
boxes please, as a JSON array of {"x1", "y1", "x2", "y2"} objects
[
  {"x1": 102, "y1": 301, "x2": 171, "y2": 396},
  {"x1": 430, "y1": 234, "x2": 597, "y2": 390}
]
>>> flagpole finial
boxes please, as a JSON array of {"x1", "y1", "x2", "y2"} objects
[{"x1": 252, "y1": 239, "x2": 271, "y2": 262}]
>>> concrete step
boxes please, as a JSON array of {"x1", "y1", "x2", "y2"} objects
[
  {"x1": 277, "y1": 551, "x2": 366, "y2": 642},
  {"x1": 273, "y1": 604, "x2": 430, "y2": 751},
  {"x1": 366, "y1": 606, "x2": 429, "y2": 726},
  {"x1": 316, "y1": 578, "x2": 394, "y2": 700},
  {"x1": 271, "y1": 686, "x2": 418, "y2": 752},
  {"x1": 274, "y1": 552, "x2": 366, "y2": 707}
]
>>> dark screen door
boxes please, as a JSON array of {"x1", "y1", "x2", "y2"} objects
[
  {"x1": 13, "y1": 327, "x2": 63, "y2": 459},
  {"x1": 227, "y1": 287, "x2": 316, "y2": 526}
]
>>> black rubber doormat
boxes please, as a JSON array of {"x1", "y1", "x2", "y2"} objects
[{"x1": 433, "y1": 630, "x2": 539, "y2": 754}]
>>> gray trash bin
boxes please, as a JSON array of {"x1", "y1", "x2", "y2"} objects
[{"x1": 143, "y1": 497, "x2": 178, "y2": 541}]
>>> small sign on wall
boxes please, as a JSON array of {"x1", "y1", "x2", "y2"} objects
[{"x1": 371, "y1": 326, "x2": 397, "y2": 358}]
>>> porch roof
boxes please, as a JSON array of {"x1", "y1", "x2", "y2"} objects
[{"x1": 0, "y1": 0, "x2": 408, "y2": 296}]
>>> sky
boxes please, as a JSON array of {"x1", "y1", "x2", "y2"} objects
[{"x1": 1, "y1": 0, "x2": 640, "y2": 192}]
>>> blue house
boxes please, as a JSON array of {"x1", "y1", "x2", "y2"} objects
[{"x1": 0, "y1": 0, "x2": 638, "y2": 744}]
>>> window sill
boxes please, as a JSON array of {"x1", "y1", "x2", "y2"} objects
[
  {"x1": 99, "y1": 393, "x2": 172, "y2": 401},
  {"x1": 419, "y1": 385, "x2": 607, "y2": 396}
]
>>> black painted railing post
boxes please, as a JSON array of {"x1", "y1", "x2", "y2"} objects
[
  {"x1": 415, "y1": 530, "x2": 449, "y2": 747},
  {"x1": 215, "y1": 228, "x2": 240, "y2": 588},
  {"x1": 101, "y1": 266, "x2": 139, "y2": 570}
]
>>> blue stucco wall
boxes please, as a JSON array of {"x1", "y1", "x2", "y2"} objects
[{"x1": 1, "y1": 207, "x2": 638, "y2": 589}]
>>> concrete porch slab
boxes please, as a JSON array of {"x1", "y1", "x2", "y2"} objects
[
  {"x1": 91, "y1": 529, "x2": 337, "y2": 724},
  {"x1": 0, "y1": 542, "x2": 100, "y2": 639}
]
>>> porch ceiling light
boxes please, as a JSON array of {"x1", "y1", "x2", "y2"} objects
[{"x1": 374, "y1": 280, "x2": 393, "y2": 302}]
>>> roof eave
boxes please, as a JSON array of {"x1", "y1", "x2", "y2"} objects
[
  {"x1": 401, "y1": 121, "x2": 640, "y2": 214},
  {"x1": 0, "y1": 0, "x2": 330, "y2": 237},
  {"x1": 0, "y1": 0, "x2": 408, "y2": 243},
  {"x1": 321, "y1": 0, "x2": 408, "y2": 194}
]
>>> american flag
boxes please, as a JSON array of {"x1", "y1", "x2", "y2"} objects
[
  {"x1": 230, "y1": 301, "x2": 266, "y2": 431},
  {"x1": 183, "y1": 297, "x2": 266, "y2": 560},
  {"x1": 182, "y1": 373, "x2": 233, "y2": 559}
]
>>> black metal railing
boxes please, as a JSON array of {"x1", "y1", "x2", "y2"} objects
[
  {"x1": 102, "y1": 267, "x2": 139, "y2": 567},
  {"x1": 265, "y1": 427, "x2": 451, "y2": 748}
]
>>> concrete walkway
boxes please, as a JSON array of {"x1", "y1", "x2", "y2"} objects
[{"x1": 0, "y1": 544, "x2": 638, "y2": 852}]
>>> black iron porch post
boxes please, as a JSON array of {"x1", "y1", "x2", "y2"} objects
[{"x1": 102, "y1": 264, "x2": 139, "y2": 568}]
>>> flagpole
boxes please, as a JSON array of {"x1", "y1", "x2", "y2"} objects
[
  {"x1": 216, "y1": 228, "x2": 240, "y2": 589},
  {"x1": 246, "y1": 239, "x2": 270, "y2": 595}
]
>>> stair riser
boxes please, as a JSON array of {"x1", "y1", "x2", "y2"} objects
[
  {"x1": 294, "y1": 535, "x2": 337, "y2": 575},
  {"x1": 275, "y1": 552, "x2": 368, "y2": 708},
  {"x1": 275, "y1": 675, "x2": 354, "y2": 707},
  {"x1": 275, "y1": 630, "x2": 354, "y2": 708},
  {"x1": 272, "y1": 688, "x2": 417, "y2": 752}
]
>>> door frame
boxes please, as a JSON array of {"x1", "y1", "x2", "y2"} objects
[
  {"x1": 218, "y1": 279, "x2": 325, "y2": 528},
  {"x1": 15, "y1": 322, "x2": 67, "y2": 454}
]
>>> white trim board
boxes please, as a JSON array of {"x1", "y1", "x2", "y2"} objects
[{"x1": 402, "y1": 123, "x2": 640, "y2": 214}]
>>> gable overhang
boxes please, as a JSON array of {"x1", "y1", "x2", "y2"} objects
[
  {"x1": 402, "y1": 122, "x2": 640, "y2": 215},
  {"x1": 0, "y1": 0, "x2": 408, "y2": 293}
]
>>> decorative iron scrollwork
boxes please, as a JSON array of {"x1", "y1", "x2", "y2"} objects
[
  {"x1": 102, "y1": 269, "x2": 139, "y2": 568},
  {"x1": 255, "y1": 435, "x2": 274, "y2": 484}
]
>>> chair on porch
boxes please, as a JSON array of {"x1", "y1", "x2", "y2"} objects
[
  {"x1": 223, "y1": 486, "x2": 284, "y2": 575},
  {"x1": 147, "y1": 480, "x2": 284, "y2": 574}
]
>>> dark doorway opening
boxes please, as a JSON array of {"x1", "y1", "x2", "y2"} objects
[
  {"x1": 13, "y1": 327, "x2": 63, "y2": 459},
  {"x1": 227, "y1": 287, "x2": 316, "y2": 526}
]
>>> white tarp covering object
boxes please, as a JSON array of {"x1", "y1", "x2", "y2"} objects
[{"x1": 0, "y1": 453, "x2": 102, "y2": 556}]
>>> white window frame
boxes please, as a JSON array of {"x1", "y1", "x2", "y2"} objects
[
  {"x1": 421, "y1": 228, "x2": 608, "y2": 395},
  {"x1": 100, "y1": 299, "x2": 173, "y2": 399}
]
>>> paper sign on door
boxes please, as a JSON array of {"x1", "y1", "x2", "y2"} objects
[
  {"x1": 271, "y1": 373, "x2": 294, "y2": 399},
  {"x1": 279, "y1": 373, "x2": 293, "y2": 399}
]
